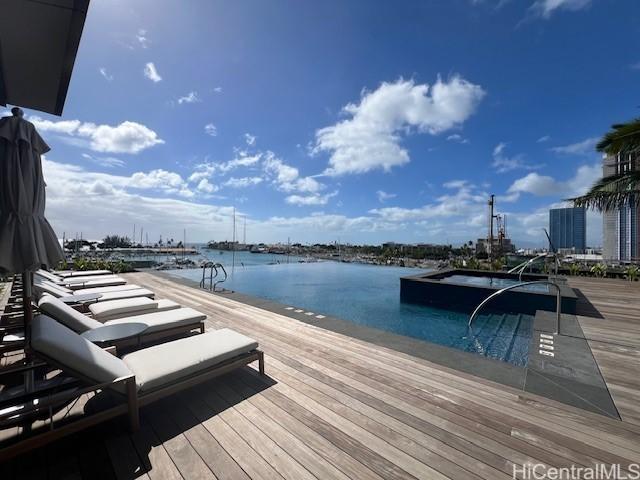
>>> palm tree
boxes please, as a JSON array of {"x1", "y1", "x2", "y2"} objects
[{"x1": 570, "y1": 118, "x2": 640, "y2": 211}]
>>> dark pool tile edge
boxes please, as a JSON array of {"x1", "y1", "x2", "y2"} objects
[{"x1": 152, "y1": 270, "x2": 526, "y2": 390}]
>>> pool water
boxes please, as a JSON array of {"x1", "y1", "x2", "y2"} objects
[
  {"x1": 441, "y1": 274, "x2": 549, "y2": 292},
  {"x1": 168, "y1": 262, "x2": 532, "y2": 366}
]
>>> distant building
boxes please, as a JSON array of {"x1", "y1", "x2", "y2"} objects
[
  {"x1": 549, "y1": 207, "x2": 586, "y2": 253},
  {"x1": 475, "y1": 237, "x2": 515, "y2": 255},
  {"x1": 602, "y1": 152, "x2": 640, "y2": 262}
]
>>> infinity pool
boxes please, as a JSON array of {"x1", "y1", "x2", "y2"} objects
[{"x1": 168, "y1": 261, "x2": 532, "y2": 366}]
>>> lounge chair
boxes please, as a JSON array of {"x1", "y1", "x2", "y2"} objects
[
  {"x1": 0, "y1": 315, "x2": 263, "y2": 460},
  {"x1": 34, "y1": 279, "x2": 155, "y2": 302},
  {"x1": 36, "y1": 270, "x2": 127, "y2": 290},
  {"x1": 38, "y1": 296, "x2": 206, "y2": 348},
  {"x1": 89, "y1": 297, "x2": 181, "y2": 321},
  {"x1": 53, "y1": 269, "x2": 113, "y2": 278}
]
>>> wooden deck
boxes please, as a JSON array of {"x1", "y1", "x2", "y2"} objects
[
  {"x1": 2, "y1": 272, "x2": 640, "y2": 479},
  {"x1": 569, "y1": 277, "x2": 640, "y2": 427}
]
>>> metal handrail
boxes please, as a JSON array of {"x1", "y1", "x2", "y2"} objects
[
  {"x1": 508, "y1": 253, "x2": 548, "y2": 279},
  {"x1": 468, "y1": 280, "x2": 562, "y2": 334},
  {"x1": 212, "y1": 263, "x2": 227, "y2": 291},
  {"x1": 508, "y1": 253, "x2": 561, "y2": 282},
  {"x1": 200, "y1": 262, "x2": 218, "y2": 290}
]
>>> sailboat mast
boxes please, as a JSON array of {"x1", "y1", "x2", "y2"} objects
[{"x1": 232, "y1": 208, "x2": 236, "y2": 272}]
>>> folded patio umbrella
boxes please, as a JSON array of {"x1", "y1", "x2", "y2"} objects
[{"x1": 0, "y1": 107, "x2": 65, "y2": 340}]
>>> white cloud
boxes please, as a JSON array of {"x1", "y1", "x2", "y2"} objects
[
  {"x1": 178, "y1": 91, "x2": 200, "y2": 104},
  {"x1": 507, "y1": 163, "x2": 600, "y2": 198},
  {"x1": 30, "y1": 118, "x2": 81, "y2": 135},
  {"x1": 204, "y1": 123, "x2": 217, "y2": 137},
  {"x1": 42, "y1": 158, "x2": 237, "y2": 242},
  {"x1": 196, "y1": 178, "x2": 218, "y2": 194},
  {"x1": 224, "y1": 177, "x2": 263, "y2": 188},
  {"x1": 40, "y1": 156, "x2": 601, "y2": 246},
  {"x1": 42, "y1": 157, "x2": 198, "y2": 201},
  {"x1": 537, "y1": 135, "x2": 550, "y2": 143},
  {"x1": 130, "y1": 169, "x2": 193, "y2": 197},
  {"x1": 213, "y1": 86, "x2": 223, "y2": 93},
  {"x1": 188, "y1": 152, "x2": 263, "y2": 184},
  {"x1": 263, "y1": 153, "x2": 323, "y2": 193},
  {"x1": 508, "y1": 173, "x2": 557, "y2": 196},
  {"x1": 530, "y1": 0, "x2": 591, "y2": 18},
  {"x1": 144, "y1": 62, "x2": 162, "y2": 82},
  {"x1": 370, "y1": 181, "x2": 486, "y2": 222},
  {"x1": 263, "y1": 155, "x2": 298, "y2": 184},
  {"x1": 31, "y1": 117, "x2": 164, "y2": 154},
  {"x1": 550, "y1": 137, "x2": 598, "y2": 156},
  {"x1": 285, "y1": 191, "x2": 338, "y2": 206},
  {"x1": 376, "y1": 190, "x2": 397, "y2": 202},
  {"x1": 219, "y1": 152, "x2": 262, "y2": 174},
  {"x1": 446, "y1": 134, "x2": 469, "y2": 144},
  {"x1": 492, "y1": 142, "x2": 543, "y2": 173},
  {"x1": 81, "y1": 153, "x2": 124, "y2": 168},
  {"x1": 244, "y1": 133, "x2": 256, "y2": 146},
  {"x1": 99, "y1": 67, "x2": 113, "y2": 81},
  {"x1": 443, "y1": 179, "x2": 470, "y2": 189},
  {"x1": 136, "y1": 29, "x2": 150, "y2": 48},
  {"x1": 313, "y1": 76, "x2": 485, "y2": 176}
]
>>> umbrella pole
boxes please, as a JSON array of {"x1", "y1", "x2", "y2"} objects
[{"x1": 22, "y1": 270, "x2": 34, "y2": 392}]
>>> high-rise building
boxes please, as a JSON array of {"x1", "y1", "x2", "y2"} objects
[
  {"x1": 602, "y1": 152, "x2": 640, "y2": 262},
  {"x1": 549, "y1": 207, "x2": 586, "y2": 253}
]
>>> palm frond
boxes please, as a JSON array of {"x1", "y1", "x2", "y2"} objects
[
  {"x1": 596, "y1": 118, "x2": 640, "y2": 155},
  {"x1": 567, "y1": 172, "x2": 640, "y2": 211}
]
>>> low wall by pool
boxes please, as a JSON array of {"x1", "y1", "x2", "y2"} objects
[{"x1": 400, "y1": 269, "x2": 577, "y2": 315}]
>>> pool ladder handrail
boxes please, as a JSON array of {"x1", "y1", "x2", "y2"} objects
[
  {"x1": 200, "y1": 262, "x2": 218, "y2": 290},
  {"x1": 212, "y1": 263, "x2": 228, "y2": 291},
  {"x1": 468, "y1": 280, "x2": 562, "y2": 334},
  {"x1": 508, "y1": 253, "x2": 559, "y2": 281}
]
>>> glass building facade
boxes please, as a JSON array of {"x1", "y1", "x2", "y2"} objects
[
  {"x1": 549, "y1": 207, "x2": 586, "y2": 252},
  {"x1": 602, "y1": 153, "x2": 640, "y2": 262}
]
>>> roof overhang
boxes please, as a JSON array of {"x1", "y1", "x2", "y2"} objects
[{"x1": 0, "y1": 0, "x2": 90, "y2": 116}]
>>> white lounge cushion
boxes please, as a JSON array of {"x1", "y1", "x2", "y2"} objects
[
  {"x1": 122, "y1": 328, "x2": 258, "y2": 392},
  {"x1": 38, "y1": 296, "x2": 103, "y2": 332},
  {"x1": 56, "y1": 270, "x2": 113, "y2": 277},
  {"x1": 59, "y1": 274, "x2": 121, "y2": 283},
  {"x1": 105, "y1": 307, "x2": 206, "y2": 334},
  {"x1": 91, "y1": 299, "x2": 180, "y2": 321},
  {"x1": 36, "y1": 270, "x2": 122, "y2": 284},
  {"x1": 96, "y1": 289, "x2": 155, "y2": 301},
  {"x1": 35, "y1": 279, "x2": 154, "y2": 302},
  {"x1": 90, "y1": 297, "x2": 159, "y2": 321},
  {"x1": 35, "y1": 270, "x2": 64, "y2": 283},
  {"x1": 75, "y1": 284, "x2": 146, "y2": 295},
  {"x1": 34, "y1": 280, "x2": 73, "y2": 298},
  {"x1": 67, "y1": 277, "x2": 127, "y2": 290},
  {"x1": 31, "y1": 315, "x2": 132, "y2": 391}
]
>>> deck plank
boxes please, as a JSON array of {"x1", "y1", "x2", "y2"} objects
[{"x1": 2, "y1": 272, "x2": 640, "y2": 479}]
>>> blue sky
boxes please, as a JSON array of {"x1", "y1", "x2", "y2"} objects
[{"x1": 14, "y1": 0, "x2": 640, "y2": 246}]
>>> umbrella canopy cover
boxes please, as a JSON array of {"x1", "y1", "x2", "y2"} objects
[{"x1": 0, "y1": 108, "x2": 64, "y2": 274}]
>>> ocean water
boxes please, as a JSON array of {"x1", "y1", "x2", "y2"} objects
[{"x1": 167, "y1": 260, "x2": 532, "y2": 366}]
